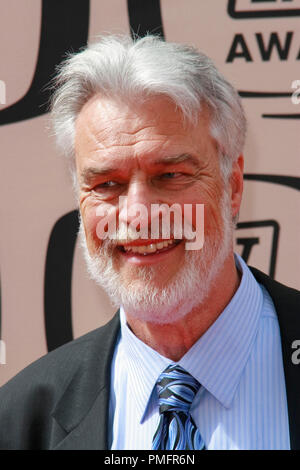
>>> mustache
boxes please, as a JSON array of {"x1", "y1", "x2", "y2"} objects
[
  {"x1": 97, "y1": 219, "x2": 198, "y2": 244},
  {"x1": 99, "y1": 225, "x2": 189, "y2": 250},
  {"x1": 93, "y1": 200, "x2": 205, "y2": 251}
]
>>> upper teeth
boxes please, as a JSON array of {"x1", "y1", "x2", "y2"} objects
[{"x1": 123, "y1": 239, "x2": 176, "y2": 254}]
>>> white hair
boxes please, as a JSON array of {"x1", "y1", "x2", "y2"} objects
[{"x1": 50, "y1": 34, "x2": 246, "y2": 180}]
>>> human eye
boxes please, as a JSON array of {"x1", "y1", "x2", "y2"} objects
[
  {"x1": 160, "y1": 172, "x2": 182, "y2": 179},
  {"x1": 153, "y1": 170, "x2": 195, "y2": 190},
  {"x1": 96, "y1": 181, "x2": 118, "y2": 188},
  {"x1": 92, "y1": 180, "x2": 122, "y2": 196}
]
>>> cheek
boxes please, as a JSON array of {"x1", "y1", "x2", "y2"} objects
[
  {"x1": 204, "y1": 206, "x2": 223, "y2": 238},
  {"x1": 81, "y1": 200, "x2": 120, "y2": 253},
  {"x1": 181, "y1": 203, "x2": 201, "y2": 234},
  {"x1": 81, "y1": 204, "x2": 104, "y2": 254},
  {"x1": 186, "y1": 198, "x2": 224, "y2": 239},
  {"x1": 198, "y1": 188, "x2": 225, "y2": 235}
]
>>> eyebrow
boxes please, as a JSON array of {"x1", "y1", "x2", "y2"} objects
[
  {"x1": 80, "y1": 154, "x2": 200, "y2": 183},
  {"x1": 152, "y1": 154, "x2": 201, "y2": 168},
  {"x1": 80, "y1": 166, "x2": 121, "y2": 183}
]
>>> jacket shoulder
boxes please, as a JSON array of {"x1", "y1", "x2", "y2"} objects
[
  {"x1": 0, "y1": 313, "x2": 120, "y2": 449},
  {"x1": 249, "y1": 268, "x2": 300, "y2": 450},
  {"x1": 1, "y1": 317, "x2": 114, "y2": 390},
  {"x1": 249, "y1": 266, "x2": 300, "y2": 313}
]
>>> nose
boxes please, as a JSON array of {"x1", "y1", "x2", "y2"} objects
[{"x1": 118, "y1": 178, "x2": 155, "y2": 231}]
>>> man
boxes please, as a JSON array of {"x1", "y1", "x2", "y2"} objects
[{"x1": 0, "y1": 35, "x2": 299, "y2": 450}]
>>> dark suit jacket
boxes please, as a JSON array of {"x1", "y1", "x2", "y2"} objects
[{"x1": 0, "y1": 267, "x2": 299, "y2": 450}]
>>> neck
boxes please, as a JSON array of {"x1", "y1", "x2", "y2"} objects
[{"x1": 125, "y1": 253, "x2": 241, "y2": 361}]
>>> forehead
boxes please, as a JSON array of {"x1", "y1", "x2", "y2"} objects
[{"x1": 74, "y1": 94, "x2": 217, "y2": 167}]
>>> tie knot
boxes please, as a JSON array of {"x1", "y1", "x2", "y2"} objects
[{"x1": 156, "y1": 364, "x2": 200, "y2": 414}]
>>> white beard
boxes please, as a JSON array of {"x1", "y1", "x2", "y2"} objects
[{"x1": 79, "y1": 190, "x2": 234, "y2": 325}]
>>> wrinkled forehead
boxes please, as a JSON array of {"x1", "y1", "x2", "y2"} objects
[{"x1": 74, "y1": 94, "x2": 217, "y2": 162}]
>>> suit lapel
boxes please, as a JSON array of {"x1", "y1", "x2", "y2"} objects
[
  {"x1": 51, "y1": 312, "x2": 120, "y2": 450},
  {"x1": 250, "y1": 267, "x2": 300, "y2": 450},
  {"x1": 53, "y1": 387, "x2": 109, "y2": 449}
]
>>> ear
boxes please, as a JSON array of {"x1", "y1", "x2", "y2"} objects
[{"x1": 229, "y1": 155, "x2": 244, "y2": 219}]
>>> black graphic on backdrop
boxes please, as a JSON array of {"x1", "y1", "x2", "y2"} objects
[
  {"x1": 236, "y1": 220, "x2": 280, "y2": 279},
  {"x1": 226, "y1": 31, "x2": 298, "y2": 62},
  {"x1": 244, "y1": 174, "x2": 300, "y2": 190},
  {"x1": 0, "y1": 0, "x2": 90, "y2": 126},
  {"x1": 127, "y1": 0, "x2": 164, "y2": 38},
  {"x1": 228, "y1": 0, "x2": 300, "y2": 19},
  {"x1": 44, "y1": 211, "x2": 79, "y2": 352},
  {"x1": 226, "y1": 1, "x2": 300, "y2": 119},
  {"x1": 236, "y1": 237, "x2": 260, "y2": 262}
]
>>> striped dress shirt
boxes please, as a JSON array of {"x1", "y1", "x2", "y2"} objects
[{"x1": 108, "y1": 254, "x2": 290, "y2": 449}]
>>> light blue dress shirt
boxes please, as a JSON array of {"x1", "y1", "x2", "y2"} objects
[{"x1": 109, "y1": 254, "x2": 290, "y2": 449}]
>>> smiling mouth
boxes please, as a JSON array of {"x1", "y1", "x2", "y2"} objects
[{"x1": 118, "y1": 239, "x2": 182, "y2": 256}]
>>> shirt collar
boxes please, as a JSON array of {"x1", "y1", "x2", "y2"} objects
[
  {"x1": 119, "y1": 307, "x2": 170, "y2": 423},
  {"x1": 119, "y1": 254, "x2": 263, "y2": 421}
]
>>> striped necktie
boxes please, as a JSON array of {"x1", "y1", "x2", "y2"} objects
[{"x1": 152, "y1": 364, "x2": 205, "y2": 450}]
